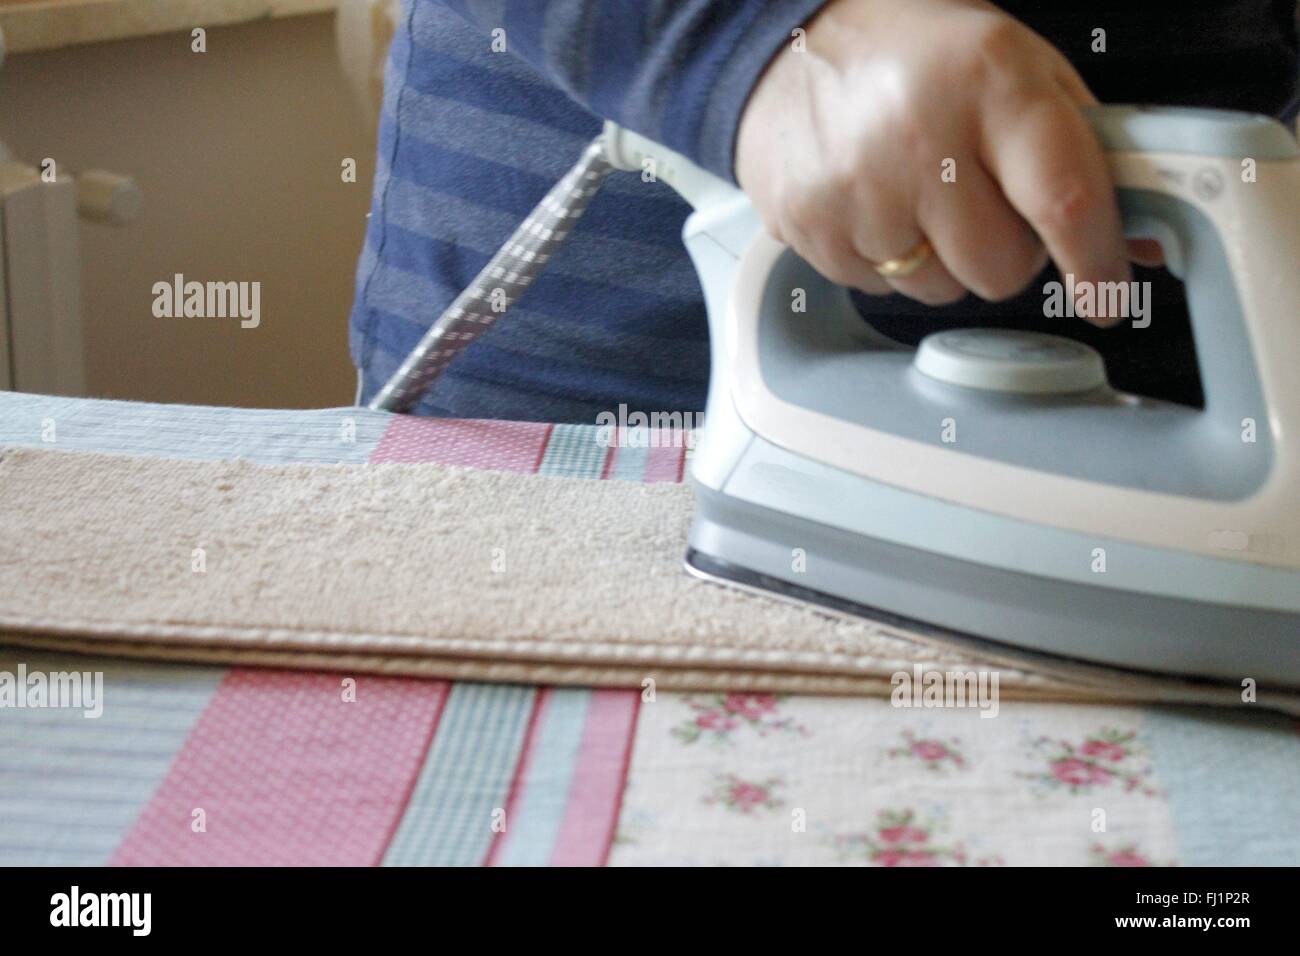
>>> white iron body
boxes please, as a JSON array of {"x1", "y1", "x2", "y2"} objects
[{"x1": 606, "y1": 107, "x2": 1300, "y2": 685}]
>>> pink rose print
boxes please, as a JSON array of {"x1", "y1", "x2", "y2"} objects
[
  {"x1": 1022, "y1": 728, "x2": 1157, "y2": 796},
  {"x1": 888, "y1": 730, "x2": 966, "y2": 772},
  {"x1": 831, "y1": 809, "x2": 1001, "y2": 867},
  {"x1": 722, "y1": 694, "x2": 778, "y2": 720},
  {"x1": 1051, "y1": 757, "x2": 1114, "y2": 788},
  {"x1": 695, "y1": 710, "x2": 737, "y2": 733},
  {"x1": 1089, "y1": 843, "x2": 1170, "y2": 867},
  {"x1": 728, "y1": 782, "x2": 771, "y2": 813},
  {"x1": 704, "y1": 773, "x2": 784, "y2": 814},
  {"x1": 879, "y1": 825, "x2": 929, "y2": 845},
  {"x1": 1080, "y1": 740, "x2": 1127, "y2": 762},
  {"x1": 673, "y1": 694, "x2": 809, "y2": 745}
]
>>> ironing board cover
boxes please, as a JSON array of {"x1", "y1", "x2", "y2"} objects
[{"x1": 0, "y1": 392, "x2": 1295, "y2": 866}]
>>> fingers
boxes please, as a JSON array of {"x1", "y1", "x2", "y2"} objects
[
  {"x1": 766, "y1": 75, "x2": 1128, "y2": 313},
  {"x1": 1055, "y1": 67, "x2": 1167, "y2": 269},
  {"x1": 837, "y1": 173, "x2": 968, "y2": 305},
  {"x1": 772, "y1": 171, "x2": 938, "y2": 298},
  {"x1": 868, "y1": 241, "x2": 968, "y2": 306},
  {"x1": 913, "y1": 158, "x2": 1048, "y2": 302},
  {"x1": 838, "y1": 151, "x2": 1044, "y2": 305},
  {"x1": 980, "y1": 93, "x2": 1132, "y2": 325},
  {"x1": 776, "y1": 212, "x2": 895, "y2": 296},
  {"x1": 787, "y1": 211, "x2": 967, "y2": 305}
]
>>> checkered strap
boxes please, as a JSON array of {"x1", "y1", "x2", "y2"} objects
[{"x1": 368, "y1": 136, "x2": 615, "y2": 412}]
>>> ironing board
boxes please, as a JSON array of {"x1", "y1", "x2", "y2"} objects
[{"x1": 0, "y1": 391, "x2": 1296, "y2": 866}]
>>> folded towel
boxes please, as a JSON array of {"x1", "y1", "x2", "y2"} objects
[{"x1": 1, "y1": 447, "x2": 1291, "y2": 712}]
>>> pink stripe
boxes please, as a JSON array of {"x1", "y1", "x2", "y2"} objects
[
  {"x1": 643, "y1": 435, "x2": 688, "y2": 483},
  {"x1": 482, "y1": 689, "x2": 551, "y2": 867},
  {"x1": 599, "y1": 443, "x2": 617, "y2": 480},
  {"x1": 372, "y1": 683, "x2": 451, "y2": 865},
  {"x1": 111, "y1": 670, "x2": 448, "y2": 866},
  {"x1": 369, "y1": 416, "x2": 551, "y2": 469},
  {"x1": 532, "y1": 423, "x2": 556, "y2": 473},
  {"x1": 549, "y1": 690, "x2": 641, "y2": 867}
]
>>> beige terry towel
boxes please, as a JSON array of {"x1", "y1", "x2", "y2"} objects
[{"x1": 0, "y1": 447, "x2": 1290, "y2": 712}]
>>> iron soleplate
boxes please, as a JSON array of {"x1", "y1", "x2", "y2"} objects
[{"x1": 682, "y1": 547, "x2": 1260, "y2": 696}]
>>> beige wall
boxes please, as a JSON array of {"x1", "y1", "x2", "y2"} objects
[{"x1": 0, "y1": 11, "x2": 375, "y2": 407}]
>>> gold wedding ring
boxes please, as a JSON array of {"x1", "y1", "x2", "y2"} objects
[{"x1": 872, "y1": 238, "x2": 933, "y2": 279}]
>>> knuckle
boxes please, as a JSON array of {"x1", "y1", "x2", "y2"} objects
[
  {"x1": 776, "y1": 185, "x2": 818, "y2": 234},
  {"x1": 958, "y1": 16, "x2": 1047, "y2": 102},
  {"x1": 969, "y1": 16, "x2": 1031, "y2": 66},
  {"x1": 887, "y1": 107, "x2": 927, "y2": 156},
  {"x1": 1028, "y1": 176, "x2": 1101, "y2": 236},
  {"x1": 825, "y1": 146, "x2": 865, "y2": 195},
  {"x1": 879, "y1": 100, "x2": 944, "y2": 172}
]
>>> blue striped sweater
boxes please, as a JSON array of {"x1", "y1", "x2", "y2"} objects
[{"x1": 351, "y1": 0, "x2": 1299, "y2": 422}]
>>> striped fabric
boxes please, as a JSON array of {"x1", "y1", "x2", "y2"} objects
[
  {"x1": 371, "y1": 418, "x2": 656, "y2": 865},
  {"x1": 370, "y1": 415, "x2": 551, "y2": 468},
  {"x1": 384, "y1": 683, "x2": 537, "y2": 866},
  {"x1": 488, "y1": 689, "x2": 592, "y2": 867},
  {"x1": 488, "y1": 686, "x2": 639, "y2": 868},
  {"x1": 0, "y1": 651, "x2": 224, "y2": 866},
  {"x1": 0, "y1": 392, "x2": 389, "y2": 464},
  {"x1": 536, "y1": 423, "x2": 611, "y2": 478},
  {"x1": 2, "y1": 391, "x2": 1298, "y2": 865},
  {"x1": 536, "y1": 690, "x2": 640, "y2": 866},
  {"x1": 0, "y1": 393, "x2": 675, "y2": 866},
  {"x1": 111, "y1": 672, "x2": 449, "y2": 866},
  {"x1": 350, "y1": 0, "x2": 829, "y2": 423},
  {"x1": 607, "y1": 431, "x2": 691, "y2": 483}
]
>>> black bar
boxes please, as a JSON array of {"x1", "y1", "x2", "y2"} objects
[{"x1": 1, "y1": 866, "x2": 1287, "y2": 941}]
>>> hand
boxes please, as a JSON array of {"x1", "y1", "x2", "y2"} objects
[{"x1": 735, "y1": 0, "x2": 1140, "y2": 324}]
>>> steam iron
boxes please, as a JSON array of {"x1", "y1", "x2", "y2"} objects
[{"x1": 604, "y1": 106, "x2": 1300, "y2": 686}]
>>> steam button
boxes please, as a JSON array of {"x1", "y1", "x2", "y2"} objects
[{"x1": 914, "y1": 329, "x2": 1107, "y2": 395}]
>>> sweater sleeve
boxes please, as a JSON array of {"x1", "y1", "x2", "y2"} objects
[{"x1": 438, "y1": 0, "x2": 832, "y2": 182}]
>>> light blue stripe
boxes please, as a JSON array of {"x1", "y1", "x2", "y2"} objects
[
  {"x1": 1144, "y1": 706, "x2": 1300, "y2": 865},
  {"x1": 496, "y1": 688, "x2": 591, "y2": 867},
  {"x1": 404, "y1": 682, "x2": 490, "y2": 863},
  {"x1": 537, "y1": 424, "x2": 609, "y2": 478},
  {"x1": 0, "y1": 392, "x2": 389, "y2": 464},
  {"x1": 0, "y1": 650, "x2": 224, "y2": 866},
  {"x1": 437, "y1": 686, "x2": 517, "y2": 864},
  {"x1": 608, "y1": 438, "x2": 651, "y2": 481},
  {"x1": 392, "y1": 683, "x2": 532, "y2": 866},
  {"x1": 383, "y1": 683, "x2": 536, "y2": 866},
  {"x1": 392, "y1": 681, "x2": 482, "y2": 863}
]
